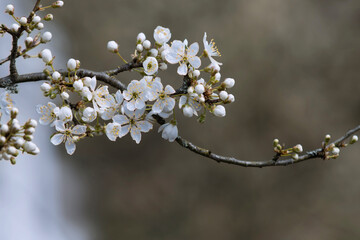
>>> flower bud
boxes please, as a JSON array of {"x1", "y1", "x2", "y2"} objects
[
  {"x1": 137, "y1": 32, "x2": 146, "y2": 43},
  {"x1": 292, "y1": 153, "x2": 299, "y2": 160},
  {"x1": 0, "y1": 136, "x2": 6, "y2": 144},
  {"x1": 219, "y1": 91, "x2": 228, "y2": 101},
  {"x1": 195, "y1": 84, "x2": 205, "y2": 94},
  {"x1": 23, "y1": 141, "x2": 37, "y2": 153},
  {"x1": 25, "y1": 37, "x2": 33, "y2": 47},
  {"x1": 159, "y1": 62, "x2": 167, "y2": 71},
  {"x1": 350, "y1": 135, "x2": 358, "y2": 144},
  {"x1": 19, "y1": 17, "x2": 27, "y2": 25},
  {"x1": 83, "y1": 77, "x2": 92, "y2": 87},
  {"x1": 67, "y1": 58, "x2": 77, "y2": 70},
  {"x1": 293, "y1": 144, "x2": 303, "y2": 153},
  {"x1": 273, "y1": 138, "x2": 279, "y2": 147},
  {"x1": 149, "y1": 49, "x2": 158, "y2": 57},
  {"x1": 213, "y1": 105, "x2": 226, "y2": 117},
  {"x1": 227, "y1": 94, "x2": 235, "y2": 103},
  {"x1": 32, "y1": 15, "x2": 41, "y2": 24},
  {"x1": 40, "y1": 49, "x2": 53, "y2": 64},
  {"x1": 10, "y1": 107, "x2": 18, "y2": 119},
  {"x1": 11, "y1": 122, "x2": 21, "y2": 132},
  {"x1": 193, "y1": 70, "x2": 200, "y2": 78},
  {"x1": 44, "y1": 14, "x2": 53, "y2": 21},
  {"x1": 52, "y1": 71, "x2": 61, "y2": 80},
  {"x1": 7, "y1": 146, "x2": 18, "y2": 156},
  {"x1": 332, "y1": 147, "x2": 340, "y2": 155},
  {"x1": 187, "y1": 86, "x2": 194, "y2": 94},
  {"x1": 61, "y1": 92, "x2": 69, "y2": 100},
  {"x1": 325, "y1": 134, "x2": 331, "y2": 143},
  {"x1": 183, "y1": 105, "x2": 194, "y2": 118},
  {"x1": 0, "y1": 124, "x2": 9, "y2": 134},
  {"x1": 5, "y1": 4, "x2": 14, "y2": 15},
  {"x1": 143, "y1": 40, "x2": 151, "y2": 49},
  {"x1": 14, "y1": 138, "x2": 25, "y2": 149},
  {"x1": 136, "y1": 44, "x2": 143, "y2": 52},
  {"x1": 73, "y1": 80, "x2": 84, "y2": 91},
  {"x1": 2, "y1": 153, "x2": 10, "y2": 160},
  {"x1": 199, "y1": 95, "x2": 205, "y2": 103},
  {"x1": 41, "y1": 31, "x2": 52, "y2": 43},
  {"x1": 52, "y1": 1, "x2": 64, "y2": 8},
  {"x1": 28, "y1": 119, "x2": 38, "y2": 128},
  {"x1": 223, "y1": 78, "x2": 235, "y2": 88},
  {"x1": 214, "y1": 72, "x2": 221, "y2": 81},
  {"x1": 107, "y1": 41, "x2": 118, "y2": 53},
  {"x1": 36, "y1": 22, "x2": 44, "y2": 30},
  {"x1": 40, "y1": 82, "x2": 52, "y2": 92},
  {"x1": 25, "y1": 127, "x2": 35, "y2": 135},
  {"x1": 23, "y1": 135, "x2": 33, "y2": 141},
  {"x1": 10, "y1": 23, "x2": 20, "y2": 32},
  {"x1": 76, "y1": 60, "x2": 81, "y2": 69}
]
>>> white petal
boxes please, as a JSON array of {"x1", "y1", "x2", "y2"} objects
[
  {"x1": 164, "y1": 85, "x2": 175, "y2": 95},
  {"x1": 89, "y1": 77, "x2": 97, "y2": 91},
  {"x1": 130, "y1": 127, "x2": 142, "y2": 144},
  {"x1": 115, "y1": 90, "x2": 123, "y2": 104},
  {"x1": 105, "y1": 123, "x2": 120, "y2": 141},
  {"x1": 179, "y1": 96, "x2": 187, "y2": 108},
  {"x1": 187, "y1": 42, "x2": 199, "y2": 56},
  {"x1": 137, "y1": 121, "x2": 153, "y2": 133},
  {"x1": 113, "y1": 114, "x2": 129, "y2": 125},
  {"x1": 72, "y1": 125, "x2": 87, "y2": 134},
  {"x1": 188, "y1": 56, "x2": 201, "y2": 69},
  {"x1": 119, "y1": 124, "x2": 130, "y2": 138},
  {"x1": 134, "y1": 107, "x2": 146, "y2": 119},
  {"x1": 65, "y1": 138, "x2": 76, "y2": 155},
  {"x1": 51, "y1": 133, "x2": 65, "y2": 145},
  {"x1": 152, "y1": 99, "x2": 164, "y2": 114},
  {"x1": 177, "y1": 63, "x2": 188, "y2": 76}
]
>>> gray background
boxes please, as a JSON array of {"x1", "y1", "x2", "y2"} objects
[{"x1": 53, "y1": 0, "x2": 360, "y2": 239}]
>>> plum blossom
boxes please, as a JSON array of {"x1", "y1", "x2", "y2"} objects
[
  {"x1": 140, "y1": 76, "x2": 162, "y2": 101},
  {"x1": 158, "y1": 121, "x2": 178, "y2": 142},
  {"x1": 105, "y1": 122, "x2": 121, "y2": 141},
  {"x1": 151, "y1": 84, "x2": 176, "y2": 114},
  {"x1": 123, "y1": 80, "x2": 148, "y2": 111},
  {"x1": 203, "y1": 32, "x2": 222, "y2": 66},
  {"x1": 0, "y1": 91, "x2": 15, "y2": 115},
  {"x1": 82, "y1": 107, "x2": 97, "y2": 123},
  {"x1": 143, "y1": 57, "x2": 158, "y2": 75},
  {"x1": 50, "y1": 124, "x2": 87, "y2": 155},
  {"x1": 165, "y1": 40, "x2": 201, "y2": 75},
  {"x1": 179, "y1": 94, "x2": 202, "y2": 117},
  {"x1": 36, "y1": 102, "x2": 57, "y2": 125},
  {"x1": 100, "y1": 90, "x2": 124, "y2": 120},
  {"x1": 154, "y1": 26, "x2": 171, "y2": 45},
  {"x1": 85, "y1": 76, "x2": 112, "y2": 112},
  {"x1": 111, "y1": 107, "x2": 152, "y2": 144}
]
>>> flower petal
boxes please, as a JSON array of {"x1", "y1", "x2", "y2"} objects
[
  {"x1": 177, "y1": 63, "x2": 188, "y2": 76},
  {"x1": 65, "y1": 138, "x2": 76, "y2": 155},
  {"x1": 137, "y1": 121, "x2": 153, "y2": 133},
  {"x1": 130, "y1": 127, "x2": 142, "y2": 144},
  {"x1": 51, "y1": 133, "x2": 65, "y2": 145}
]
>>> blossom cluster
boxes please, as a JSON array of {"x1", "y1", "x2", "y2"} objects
[
  {"x1": 35, "y1": 25, "x2": 237, "y2": 155},
  {"x1": 0, "y1": 92, "x2": 39, "y2": 164}
]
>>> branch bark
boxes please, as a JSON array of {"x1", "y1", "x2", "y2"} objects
[{"x1": 175, "y1": 125, "x2": 360, "y2": 167}]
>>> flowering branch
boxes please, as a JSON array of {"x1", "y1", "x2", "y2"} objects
[{"x1": 0, "y1": 1, "x2": 358, "y2": 166}]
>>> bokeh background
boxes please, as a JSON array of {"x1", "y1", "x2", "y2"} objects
[{"x1": 2, "y1": 0, "x2": 360, "y2": 239}]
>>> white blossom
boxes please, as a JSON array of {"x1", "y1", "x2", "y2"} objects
[
  {"x1": 179, "y1": 95, "x2": 202, "y2": 117},
  {"x1": 51, "y1": 124, "x2": 86, "y2": 155},
  {"x1": 203, "y1": 32, "x2": 222, "y2": 66},
  {"x1": 158, "y1": 122, "x2": 178, "y2": 142},
  {"x1": 112, "y1": 107, "x2": 153, "y2": 144},
  {"x1": 140, "y1": 76, "x2": 162, "y2": 101},
  {"x1": 165, "y1": 40, "x2": 201, "y2": 75},
  {"x1": 100, "y1": 90, "x2": 124, "y2": 120},
  {"x1": 105, "y1": 122, "x2": 121, "y2": 141},
  {"x1": 143, "y1": 57, "x2": 158, "y2": 75},
  {"x1": 151, "y1": 84, "x2": 176, "y2": 114},
  {"x1": 87, "y1": 76, "x2": 112, "y2": 112},
  {"x1": 153, "y1": 26, "x2": 171, "y2": 45},
  {"x1": 36, "y1": 102, "x2": 57, "y2": 125},
  {"x1": 82, "y1": 107, "x2": 97, "y2": 123},
  {"x1": 0, "y1": 91, "x2": 15, "y2": 115},
  {"x1": 123, "y1": 80, "x2": 148, "y2": 111}
]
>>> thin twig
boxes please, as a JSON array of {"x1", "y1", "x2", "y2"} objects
[{"x1": 175, "y1": 125, "x2": 360, "y2": 168}]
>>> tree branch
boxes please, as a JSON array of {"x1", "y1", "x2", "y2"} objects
[{"x1": 175, "y1": 125, "x2": 360, "y2": 168}]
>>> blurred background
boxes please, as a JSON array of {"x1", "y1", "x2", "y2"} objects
[{"x1": 2, "y1": 0, "x2": 360, "y2": 239}]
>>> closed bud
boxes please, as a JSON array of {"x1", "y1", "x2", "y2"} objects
[
  {"x1": 10, "y1": 107, "x2": 18, "y2": 119},
  {"x1": 40, "y1": 82, "x2": 52, "y2": 92},
  {"x1": 325, "y1": 134, "x2": 331, "y2": 143},
  {"x1": 29, "y1": 119, "x2": 38, "y2": 128},
  {"x1": 52, "y1": 1, "x2": 64, "y2": 8},
  {"x1": 0, "y1": 136, "x2": 6, "y2": 144},
  {"x1": 213, "y1": 105, "x2": 226, "y2": 117},
  {"x1": 137, "y1": 32, "x2": 146, "y2": 43},
  {"x1": 107, "y1": 41, "x2": 118, "y2": 53},
  {"x1": 61, "y1": 92, "x2": 69, "y2": 100},
  {"x1": 44, "y1": 14, "x2": 53, "y2": 21},
  {"x1": 67, "y1": 58, "x2": 77, "y2": 70},
  {"x1": 214, "y1": 72, "x2": 221, "y2": 81},
  {"x1": 159, "y1": 62, "x2": 167, "y2": 71},
  {"x1": 73, "y1": 80, "x2": 84, "y2": 91},
  {"x1": 10, "y1": 23, "x2": 20, "y2": 32},
  {"x1": 187, "y1": 86, "x2": 194, "y2": 94},
  {"x1": 40, "y1": 49, "x2": 53, "y2": 64},
  {"x1": 32, "y1": 16, "x2": 41, "y2": 24},
  {"x1": 227, "y1": 94, "x2": 235, "y2": 103},
  {"x1": 143, "y1": 40, "x2": 151, "y2": 50},
  {"x1": 219, "y1": 91, "x2": 228, "y2": 101},
  {"x1": 293, "y1": 144, "x2": 303, "y2": 153},
  {"x1": 5, "y1": 4, "x2": 14, "y2": 15},
  {"x1": 223, "y1": 78, "x2": 235, "y2": 88},
  {"x1": 195, "y1": 84, "x2": 205, "y2": 94},
  {"x1": 11, "y1": 122, "x2": 21, "y2": 132},
  {"x1": 14, "y1": 138, "x2": 25, "y2": 149},
  {"x1": 149, "y1": 49, "x2": 158, "y2": 57},
  {"x1": 193, "y1": 70, "x2": 200, "y2": 78},
  {"x1": 136, "y1": 44, "x2": 143, "y2": 52},
  {"x1": 23, "y1": 135, "x2": 33, "y2": 141},
  {"x1": 332, "y1": 147, "x2": 340, "y2": 155},
  {"x1": 7, "y1": 146, "x2": 18, "y2": 156},
  {"x1": 350, "y1": 135, "x2": 358, "y2": 144},
  {"x1": 23, "y1": 141, "x2": 37, "y2": 153},
  {"x1": 25, "y1": 37, "x2": 33, "y2": 47},
  {"x1": 183, "y1": 105, "x2": 194, "y2": 118},
  {"x1": 1, "y1": 124, "x2": 9, "y2": 134},
  {"x1": 52, "y1": 71, "x2": 61, "y2": 80},
  {"x1": 292, "y1": 153, "x2": 299, "y2": 160},
  {"x1": 10, "y1": 157, "x2": 16, "y2": 165},
  {"x1": 41, "y1": 31, "x2": 52, "y2": 43},
  {"x1": 25, "y1": 127, "x2": 36, "y2": 135},
  {"x1": 273, "y1": 138, "x2": 279, "y2": 147},
  {"x1": 36, "y1": 22, "x2": 44, "y2": 30},
  {"x1": 19, "y1": 17, "x2": 27, "y2": 25}
]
